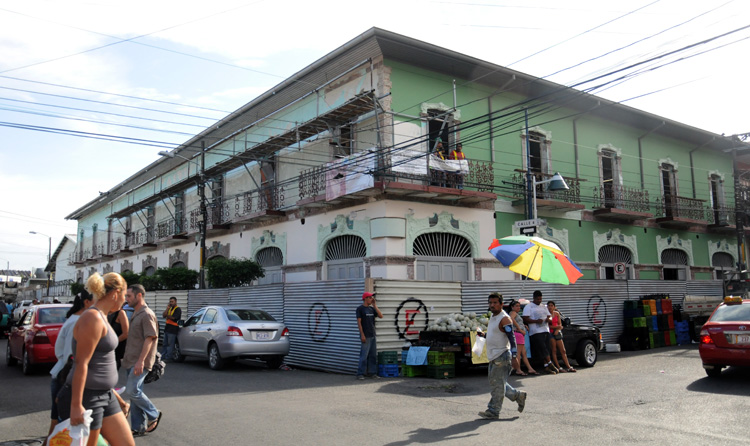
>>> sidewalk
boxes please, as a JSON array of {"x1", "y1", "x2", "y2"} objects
[{"x1": 0, "y1": 439, "x2": 43, "y2": 446}]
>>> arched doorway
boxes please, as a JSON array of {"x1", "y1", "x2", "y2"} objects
[
  {"x1": 256, "y1": 247, "x2": 283, "y2": 284},
  {"x1": 711, "y1": 252, "x2": 734, "y2": 280},
  {"x1": 598, "y1": 245, "x2": 633, "y2": 279},
  {"x1": 325, "y1": 235, "x2": 365, "y2": 280},
  {"x1": 413, "y1": 232, "x2": 471, "y2": 281},
  {"x1": 661, "y1": 248, "x2": 688, "y2": 280}
]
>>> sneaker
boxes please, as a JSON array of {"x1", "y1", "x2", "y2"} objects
[
  {"x1": 356, "y1": 375, "x2": 365, "y2": 380},
  {"x1": 516, "y1": 391, "x2": 527, "y2": 413},
  {"x1": 543, "y1": 364, "x2": 558, "y2": 375},
  {"x1": 477, "y1": 410, "x2": 499, "y2": 420}
]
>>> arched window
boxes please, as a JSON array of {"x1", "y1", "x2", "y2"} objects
[
  {"x1": 256, "y1": 247, "x2": 283, "y2": 284},
  {"x1": 413, "y1": 232, "x2": 471, "y2": 281},
  {"x1": 598, "y1": 245, "x2": 633, "y2": 279},
  {"x1": 325, "y1": 235, "x2": 365, "y2": 279},
  {"x1": 143, "y1": 266, "x2": 156, "y2": 277},
  {"x1": 711, "y1": 252, "x2": 734, "y2": 280},
  {"x1": 171, "y1": 261, "x2": 186, "y2": 269},
  {"x1": 661, "y1": 248, "x2": 688, "y2": 280}
]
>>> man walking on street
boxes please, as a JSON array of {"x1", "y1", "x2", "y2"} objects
[
  {"x1": 123, "y1": 284, "x2": 162, "y2": 436},
  {"x1": 478, "y1": 292, "x2": 526, "y2": 419},
  {"x1": 356, "y1": 292, "x2": 383, "y2": 380},
  {"x1": 161, "y1": 297, "x2": 181, "y2": 362},
  {"x1": 522, "y1": 290, "x2": 558, "y2": 374}
]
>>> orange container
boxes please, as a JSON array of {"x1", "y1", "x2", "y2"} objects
[{"x1": 648, "y1": 300, "x2": 657, "y2": 316}]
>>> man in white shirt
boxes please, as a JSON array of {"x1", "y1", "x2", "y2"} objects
[
  {"x1": 522, "y1": 290, "x2": 558, "y2": 374},
  {"x1": 477, "y1": 292, "x2": 527, "y2": 419}
]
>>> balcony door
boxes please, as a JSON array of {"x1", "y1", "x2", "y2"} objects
[
  {"x1": 660, "y1": 163, "x2": 677, "y2": 217},
  {"x1": 600, "y1": 150, "x2": 621, "y2": 208},
  {"x1": 710, "y1": 175, "x2": 727, "y2": 225}
]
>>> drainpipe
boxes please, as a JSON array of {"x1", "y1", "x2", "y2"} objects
[
  {"x1": 689, "y1": 137, "x2": 715, "y2": 198},
  {"x1": 488, "y1": 97, "x2": 495, "y2": 163},
  {"x1": 637, "y1": 121, "x2": 665, "y2": 189},
  {"x1": 572, "y1": 116, "x2": 582, "y2": 179}
]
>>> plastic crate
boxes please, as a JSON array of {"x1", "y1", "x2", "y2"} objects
[
  {"x1": 402, "y1": 365, "x2": 427, "y2": 377},
  {"x1": 664, "y1": 331, "x2": 671, "y2": 347},
  {"x1": 427, "y1": 364, "x2": 455, "y2": 379},
  {"x1": 662, "y1": 299, "x2": 673, "y2": 314},
  {"x1": 378, "y1": 351, "x2": 399, "y2": 365},
  {"x1": 427, "y1": 351, "x2": 455, "y2": 366},
  {"x1": 642, "y1": 304, "x2": 651, "y2": 317},
  {"x1": 633, "y1": 317, "x2": 646, "y2": 328},
  {"x1": 624, "y1": 300, "x2": 639, "y2": 310},
  {"x1": 378, "y1": 364, "x2": 399, "y2": 377}
]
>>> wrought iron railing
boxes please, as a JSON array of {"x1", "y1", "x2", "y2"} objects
[
  {"x1": 299, "y1": 165, "x2": 326, "y2": 201},
  {"x1": 509, "y1": 171, "x2": 583, "y2": 205},
  {"x1": 155, "y1": 217, "x2": 187, "y2": 240},
  {"x1": 126, "y1": 228, "x2": 153, "y2": 246},
  {"x1": 592, "y1": 184, "x2": 651, "y2": 213},
  {"x1": 653, "y1": 196, "x2": 706, "y2": 221}
]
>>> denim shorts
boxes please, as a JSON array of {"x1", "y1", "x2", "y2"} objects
[{"x1": 56, "y1": 385, "x2": 120, "y2": 430}]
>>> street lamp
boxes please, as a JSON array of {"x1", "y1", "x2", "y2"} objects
[
  {"x1": 29, "y1": 231, "x2": 52, "y2": 297},
  {"x1": 530, "y1": 172, "x2": 570, "y2": 220},
  {"x1": 158, "y1": 144, "x2": 207, "y2": 289}
]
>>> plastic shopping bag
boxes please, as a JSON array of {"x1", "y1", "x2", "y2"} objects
[
  {"x1": 471, "y1": 333, "x2": 486, "y2": 357},
  {"x1": 48, "y1": 409, "x2": 92, "y2": 446}
]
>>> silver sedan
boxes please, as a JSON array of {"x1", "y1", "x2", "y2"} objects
[{"x1": 174, "y1": 306, "x2": 289, "y2": 370}]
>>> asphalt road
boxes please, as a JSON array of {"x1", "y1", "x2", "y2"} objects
[{"x1": 2, "y1": 339, "x2": 749, "y2": 445}]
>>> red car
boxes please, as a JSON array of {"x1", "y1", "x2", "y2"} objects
[
  {"x1": 699, "y1": 297, "x2": 750, "y2": 378},
  {"x1": 6, "y1": 304, "x2": 71, "y2": 375}
]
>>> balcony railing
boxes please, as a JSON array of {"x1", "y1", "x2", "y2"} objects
[
  {"x1": 509, "y1": 171, "x2": 583, "y2": 205},
  {"x1": 592, "y1": 184, "x2": 650, "y2": 213},
  {"x1": 155, "y1": 217, "x2": 187, "y2": 241},
  {"x1": 126, "y1": 228, "x2": 154, "y2": 247},
  {"x1": 654, "y1": 195, "x2": 706, "y2": 221}
]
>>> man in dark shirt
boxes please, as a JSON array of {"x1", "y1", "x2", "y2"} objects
[
  {"x1": 161, "y1": 297, "x2": 181, "y2": 362},
  {"x1": 356, "y1": 292, "x2": 383, "y2": 379}
]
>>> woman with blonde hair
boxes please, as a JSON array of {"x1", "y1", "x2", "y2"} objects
[{"x1": 56, "y1": 272, "x2": 135, "y2": 446}]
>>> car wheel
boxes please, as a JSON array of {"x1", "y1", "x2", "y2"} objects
[
  {"x1": 705, "y1": 365, "x2": 723, "y2": 378},
  {"x1": 208, "y1": 343, "x2": 225, "y2": 370},
  {"x1": 22, "y1": 349, "x2": 33, "y2": 375},
  {"x1": 173, "y1": 341, "x2": 186, "y2": 363},
  {"x1": 266, "y1": 356, "x2": 284, "y2": 369},
  {"x1": 575, "y1": 339, "x2": 597, "y2": 367},
  {"x1": 6, "y1": 342, "x2": 17, "y2": 366}
]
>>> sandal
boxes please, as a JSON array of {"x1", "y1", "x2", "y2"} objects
[
  {"x1": 528, "y1": 370, "x2": 540, "y2": 375},
  {"x1": 517, "y1": 371, "x2": 528, "y2": 376},
  {"x1": 146, "y1": 411, "x2": 162, "y2": 433},
  {"x1": 567, "y1": 367, "x2": 577, "y2": 373},
  {"x1": 557, "y1": 366, "x2": 568, "y2": 373}
]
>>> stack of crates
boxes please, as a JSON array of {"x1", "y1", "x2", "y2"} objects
[
  {"x1": 641, "y1": 294, "x2": 675, "y2": 349},
  {"x1": 426, "y1": 351, "x2": 455, "y2": 379},
  {"x1": 675, "y1": 320, "x2": 692, "y2": 345},
  {"x1": 622, "y1": 300, "x2": 649, "y2": 350},
  {"x1": 377, "y1": 351, "x2": 399, "y2": 377}
]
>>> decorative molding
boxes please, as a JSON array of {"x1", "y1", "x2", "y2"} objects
[
  {"x1": 121, "y1": 260, "x2": 133, "y2": 273},
  {"x1": 367, "y1": 256, "x2": 416, "y2": 266},
  {"x1": 251, "y1": 230, "x2": 287, "y2": 265},
  {"x1": 522, "y1": 125, "x2": 552, "y2": 141},
  {"x1": 512, "y1": 222, "x2": 570, "y2": 255},
  {"x1": 318, "y1": 214, "x2": 371, "y2": 260},
  {"x1": 657, "y1": 157, "x2": 678, "y2": 171},
  {"x1": 88, "y1": 267, "x2": 97, "y2": 277},
  {"x1": 103, "y1": 264, "x2": 113, "y2": 274},
  {"x1": 707, "y1": 239, "x2": 736, "y2": 265},
  {"x1": 707, "y1": 170, "x2": 726, "y2": 182},
  {"x1": 405, "y1": 211, "x2": 479, "y2": 256},
  {"x1": 169, "y1": 249, "x2": 189, "y2": 267},
  {"x1": 656, "y1": 234, "x2": 693, "y2": 266},
  {"x1": 593, "y1": 228, "x2": 639, "y2": 264},
  {"x1": 597, "y1": 143, "x2": 622, "y2": 158},
  {"x1": 206, "y1": 241, "x2": 230, "y2": 259},
  {"x1": 420, "y1": 102, "x2": 461, "y2": 121},
  {"x1": 142, "y1": 255, "x2": 158, "y2": 272}
]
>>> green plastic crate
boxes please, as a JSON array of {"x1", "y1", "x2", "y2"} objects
[
  {"x1": 378, "y1": 351, "x2": 399, "y2": 364},
  {"x1": 427, "y1": 364, "x2": 455, "y2": 379},
  {"x1": 402, "y1": 365, "x2": 427, "y2": 377},
  {"x1": 427, "y1": 351, "x2": 455, "y2": 366}
]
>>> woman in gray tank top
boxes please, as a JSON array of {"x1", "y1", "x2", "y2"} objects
[{"x1": 56, "y1": 272, "x2": 135, "y2": 446}]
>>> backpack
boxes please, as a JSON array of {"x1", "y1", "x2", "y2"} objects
[{"x1": 145, "y1": 352, "x2": 166, "y2": 384}]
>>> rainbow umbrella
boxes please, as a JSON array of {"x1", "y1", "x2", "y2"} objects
[{"x1": 488, "y1": 236, "x2": 583, "y2": 285}]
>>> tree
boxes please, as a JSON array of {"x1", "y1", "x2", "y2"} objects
[
  {"x1": 121, "y1": 271, "x2": 141, "y2": 288},
  {"x1": 70, "y1": 282, "x2": 85, "y2": 296},
  {"x1": 155, "y1": 267, "x2": 198, "y2": 290},
  {"x1": 205, "y1": 257, "x2": 264, "y2": 288}
]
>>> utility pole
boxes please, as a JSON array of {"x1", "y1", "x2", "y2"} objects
[
  {"x1": 199, "y1": 140, "x2": 207, "y2": 289},
  {"x1": 733, "y1": 149, "x2": 746, "y2": 283},
  {"x1": 524, "y1": 108, "x2": 534, "y2": 219}
]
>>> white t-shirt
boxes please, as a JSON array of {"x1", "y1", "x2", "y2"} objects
[
  {"x1": 486, "y1": 310, "x2": 510, "y2": 361},
  {"x1": 522, "y1": 302, "x2": 551, "y2": 335},
  {"x1": 50, "y1": 314, "x2": 80, "y2": 378}
]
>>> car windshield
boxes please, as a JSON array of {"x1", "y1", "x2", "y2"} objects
[
  {"x1": 225, "y1": 309, "x2": 275, "y2": 322},
  {"x1": 38, "y1": 308, "x2": 68, "y2": 324},
  {"x1": 709, "y1": 304, "x2": 750, "y2": 322}
]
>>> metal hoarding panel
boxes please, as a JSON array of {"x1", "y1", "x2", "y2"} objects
[
  {"x1": 283, "y1": 279, "x2": 365, "y2": 374},
  {"x1": 227, "y1": 285, "x2": 284, "y2": 322},
  {"x1": 372, "y1": 280, "x2": 463, "y2": 353},
  {"x1": 187, "y1": 289, "x2": 229, "y2": 316},
  {"x1": 686, "y1": 280, "x2": 723, "y2": 297},
  {"x1": 149, "y1": 290, "x2": 189, "y2": 346}
]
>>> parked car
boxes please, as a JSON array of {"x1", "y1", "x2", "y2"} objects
[
  {"x1": 0, "y1": 303, "x2": 11, "y2": 337},
  {"x1": 13, "y1": 300, "x2": 33, "y2": 321},
  {"x1": 699, "y1": 296, "x2": 750, "y2": 378},
  {"x1": 175, "y1": 306, "x2": 289, "y2": 370},
  {"x1": 6, "y1": 304, "x2": 71, "y2": 375}
]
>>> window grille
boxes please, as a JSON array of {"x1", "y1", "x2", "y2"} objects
[
  {"x1": 413, "y1": 233, "x2": 471, "y2": 257},
  {"x1": 711, "y1": 252, "x2": 734, "y2": 268},
  {"x1": 597, "y1": 245, "x2": 632, "y2": 264},
  {"x1": 325, "y1": 235, "x2": 366, "y2": 261},
  {"x1": 661, "y1": 248, "x2": 688, "y2": 265},
  {"x1": 256, "y1": 247, "x2": 283, "y2": 267}
]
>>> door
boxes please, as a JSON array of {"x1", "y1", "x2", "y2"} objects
[
  {"x1": 179, "y1": 308, "x2": 206, "y2": 355},
  {"x1": 710, "y1": 175, "x2": 726, "y2": 225},
  {"x1": 10, "y1": 309, "x2": 34, "y2": 359},
  {"x1": 194, "y1": 307, "x2": 220, "y2": 356},
  {"x1": 601, "y1": 150, "x2": 620, "y2": 208},
  {"x1": 661, "y1": 163, "x2": 677, "y2": 217}
]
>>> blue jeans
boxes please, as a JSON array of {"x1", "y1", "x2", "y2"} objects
[
  {"x1": 357, "y1": 337, "x2": 377, "y2": 376},
  {"x1": 126, "y1": 367, "x2": 160, "y2": 433},
  {"x1": 161, "y1": 331, "x2": 177, "y2": 361},
  {"x1": 487, "y1": 351, "x2": 520, "y2": 415}
]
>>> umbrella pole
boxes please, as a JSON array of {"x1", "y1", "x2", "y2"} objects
[{"x1": 517, "y1": 248, "x2": 541, "y2": 300}]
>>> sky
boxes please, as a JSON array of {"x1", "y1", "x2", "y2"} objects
[{"x1": 1, "y1": 0, "x2": 749, "y2": 274}]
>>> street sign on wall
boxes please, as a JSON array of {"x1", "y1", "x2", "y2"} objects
[{"x1": 514, "y1": 219, "x2": 546, "y2": 228}]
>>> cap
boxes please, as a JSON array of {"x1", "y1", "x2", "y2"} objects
[{"x1": 362, "y1": 292, "x2": 376, "y2": 300}]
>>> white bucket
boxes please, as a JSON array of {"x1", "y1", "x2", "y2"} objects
[{"x1": 606, "y1": 344, "x2": 621, "y2": 353}]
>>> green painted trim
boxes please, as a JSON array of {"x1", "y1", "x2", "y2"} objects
[
  {"x1": 251, "y1": 230, "x2": 287, "y2": 265},
  {"x1": 318, "y1": 214, "x2": 371, "y2": 260},
  {"x1": 405, "y1": 211, "x2": 479, "y2": 256}
]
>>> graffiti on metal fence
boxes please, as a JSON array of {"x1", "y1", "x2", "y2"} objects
[
  {"x1": 587, "y1": 295, "x2": 607, "y2": 328},
  {"x1": 307, "y1": 303, "x2": 331, "y2": 342},
  {"x1": 394, "y1": 297, "x2": 430, "y2": 340}
]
